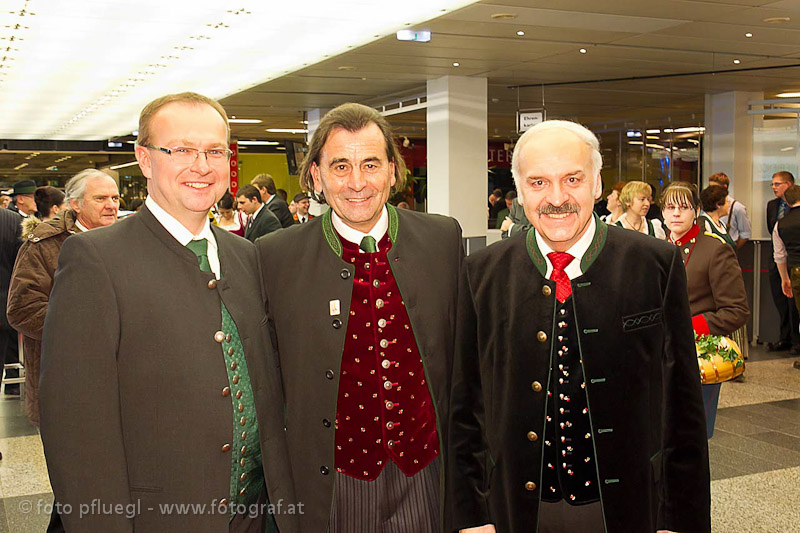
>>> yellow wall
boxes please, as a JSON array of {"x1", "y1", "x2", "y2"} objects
[{"x1": 238, "y1": 153, "x2": 303, "y2": 199}]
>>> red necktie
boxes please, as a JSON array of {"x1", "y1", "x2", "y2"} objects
[{"x1": 547, "y1": 252, "x2": 574, "y2": 303}]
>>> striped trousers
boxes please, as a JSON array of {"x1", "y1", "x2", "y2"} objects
[{"x1": 329, "y1": 458, "x2": 440, "y2": 533}]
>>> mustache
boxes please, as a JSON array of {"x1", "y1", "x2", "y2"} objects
[{"x1": 537, "y1": 203, "x2": 580, "y2": 215}]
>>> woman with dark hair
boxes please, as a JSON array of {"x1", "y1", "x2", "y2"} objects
[
  {"x1": 34, "y1": 186, "x2": 65, "y2": 221},
  {"x1": 215, "y1": 191, "x2": 245, "y2": 237},
  {"x1": 661, "y1": 181, "x2": 749, "y2": 437},
  {"x1": 699, "y1": 184, "x2": 735, "y2": 248}
]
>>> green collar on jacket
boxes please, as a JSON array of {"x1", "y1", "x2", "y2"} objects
[
  {"x1": 321, "y1": 204, "x2": 399, "y2": 258},
  {"x1": 526, "y1": 213, "x2": 608, "y2": 276}
]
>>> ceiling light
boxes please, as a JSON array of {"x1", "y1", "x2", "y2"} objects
[
  {"x1": 777, "y1": 92, "x2": 800, "y2": 98},
  {"x1": 396, "y1": 29, "x2": 431, "y2": 42},
  {"x1": 300, "y1": 120, "x2": 309, "y2": 124},
  {"x1": 0, "y1": 0, "x2": 475, "y2": 140},
  {"x1": 228, "y1": 118, "x2": 262, "y2": 124},
  {"x1": 780, "y1": 146, "x2": 795, "y2": 152},
  {"x1": 266, "y1": 128, "x2": 308, "y2": 134},
  {"x1": 337, "y1": 66, "x2": 357, "y2": 71},
  {"x1": 452, "y1": 62, "x2": 460, "y2": 67},
  {"x1": 491, "y1": 13, "x2": 517, "y2": 20},
  {"x1": 579, "y1": 48, "x2": 587, "y2": 54},
  {"x1": 109, "y1": 161, "x2": 140, "y2": 170},
  {"x1": 237, "y1": 140, "x2": 280, "y2": 145},
  {"x1": 14, "y1": 163, "x2": 29, "y2": 170},
  {"x1": 516, "y1": 30, "x2": 525, "y2": 36},
  {"x1": 673, "y1": 127, "x2": 705, "y2": 133},
  {"x1": 733, "y1": 59, "x2": 741, "y2": 64},
  {"x1": 646, "y1": 129, "x2": 660, "y2": 134},
  {"x1": 745, "y1": 32, "x2": 753, "y2": 38},
  {"x1": 763, "y1": 17, "x2": 790, "y2": 24}
]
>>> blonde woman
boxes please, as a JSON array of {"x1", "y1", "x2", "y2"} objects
[{"x1": 615, "y1": 181, "x2": 666, "y2": 239}]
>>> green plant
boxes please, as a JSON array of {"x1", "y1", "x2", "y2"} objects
[{"x1": 695, "y1": 334, "x2": 743, "y2": 368}]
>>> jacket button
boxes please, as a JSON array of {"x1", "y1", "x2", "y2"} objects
[
  {"x1": 527, "y1": 431, "x2": 539, "y2": 442},
  {"x1": 241, "y1": 445, "x2": 247, "y2": 455},
  {"x1": 326, "y1": 369, "x2": 335, "y2": 380},
  {"x1": 386, "y1": 421, "x2": 395, "y2": 430},
  {"x1": 220, "y1": 498, "x2": 229, "y2": 506},
  {"x1": 387, "y1": 440, "x2": 395, "y2": 448},
  {"x1": 537, "y1": 331, "x2": 547, "y2": 343},
  {"x1": 208, "y1": 279, "x2": 217, "y2": 290},
  {"x1": 340, "y1": 269, "x2": 351, "y2": 279},
  {"x1": 323, "y1": 418, "x2": 331, "y2": 428},
  {"x1": 385, "y1": 401, "x2": 394, "y2": 410},
  {"x1": 525, "y1": 481, "x2": 537, "y2": 491},
  {"x1": 227, "y1": 347, "x2": 235, "y2": 356},
  {"x1": 332, "y1": 319, "x2": 342, "y2": 329},
  {"x1": 379, "y1": 339, "x2": 389, "y2": 348},
  {"x1": 222, "y1": 387, "x2": 231, "y2": 397},
  {"x1": 214, "y1": 331, "x2": 225, "y2": 343},
  {"x1": 225, "y1": 333, "x2": 232, "y2": 343},
  {"x1": 383, "y1": 381, "x2": 393, "y2": 391},
  {"x1": 381, "y1": 359, "x2": 391, "y2": 369},
  {"x1": 542, "y1": 286, "x2": 552, "y2": 296},
  {"x1": 378, "y1": 318, "x2": 387, "y2": 328},
  {"x1": 531, "y1": 381, "x2": 543, "y2": 392},
  {"x1": 320, "y1": 466, "x2": 330, "y2": 475},
  {"x1": 240, "y1": 472, "x2": 247, "y2": 482},
  {"x1": 373, "y1": 280, "x2": 380, "y2": 288},
  {"x1": 221, "y1": 443, "x2": 231, "y2": 453},
  {"x1": 376, "y1": 299, "x2": 384, "y2": 309}
]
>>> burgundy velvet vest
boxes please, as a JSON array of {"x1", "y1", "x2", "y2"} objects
[{"x1": 334, "y1": 233, "x2": 439, "y2": 481}]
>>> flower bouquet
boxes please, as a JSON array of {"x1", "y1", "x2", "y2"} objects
[{"x1": 695, "y1": 334, "x2": 745, "y2": 384}]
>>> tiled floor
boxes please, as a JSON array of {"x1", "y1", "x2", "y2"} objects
[{"x1": 0, "y1": 346, "x2": 798, "y2": 532}]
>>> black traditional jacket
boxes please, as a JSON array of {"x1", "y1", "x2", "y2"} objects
[{"x1": 448, "y1": 218, "x2": 710, "y2": 533}]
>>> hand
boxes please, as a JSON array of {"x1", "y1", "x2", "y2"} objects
[
  {"x1": 460, "y1": 526, "x2": 496, "y2": 533},
  {"x1": 782, "y1": 278, "x2": 793, "y2": 299},
  {"x1": 500, "y1": 217, "x2": 513, "y2": 232}
]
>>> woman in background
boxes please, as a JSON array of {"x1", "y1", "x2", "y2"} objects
[
  {"x1": 34, "y1": 186, "x2": 65, "y2": 221},
  {"x1": 615, "y1": 180, "x2": 666, "y2": 239},
  {"x1": 601, "y1": 181, "x2": 626, "y2": 225},
  {"x1": 699, "y1": 185, "x2": 735, "y2": 248},
  {"x1": 216, "y1": 191, "x2": 245, "y2": 237},
  {"x1": 661, "y1": 181, "x2": 749, "y2": 438}
]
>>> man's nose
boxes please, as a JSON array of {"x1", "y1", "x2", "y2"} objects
[
  {"x1": 190, "y1": 151, "x2": 211, "y2": 173},
  {"x1": 546, "y1": 181, "x2": 569, "y2": 205},
  {"x1": 347, "y1": 167, "x2": 367, "y2": 190}
]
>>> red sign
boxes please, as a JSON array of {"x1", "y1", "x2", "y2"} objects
[{"x1": 229, "y1": 142, "x2": 239, "y2": 195}]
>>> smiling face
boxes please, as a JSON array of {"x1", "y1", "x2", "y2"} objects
[
  {"x1": 310, "y1": 123, "x2": 395, "y2": 233},
  {"x1": 135, "y1": 102, "x2": 229, "y2": 234},
  {"x1": 517, "y1": 128, "x2": 602, "y2": 252},
  {"x1": 295, "y1": 198, "x2": 310, "y2": 216}
]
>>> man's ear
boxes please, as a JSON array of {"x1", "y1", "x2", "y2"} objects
[
  {"x1": 135, "y1": 145, "x2": 152, "y2": 180},
  {"x1": 593, "y1": 174, "x2": 603, "y2": 200}
]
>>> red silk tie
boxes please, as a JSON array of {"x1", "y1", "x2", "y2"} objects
[{"x1": 547, "y1": 252, "x2": 574, "y2": 303}]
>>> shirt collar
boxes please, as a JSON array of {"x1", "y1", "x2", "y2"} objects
[
  {"x1": 331, "y1": 206, "x2": 388, "y2": 252},
  {"x1": 74, "y1": 219, "x2": 90, "y2": 233},
  {"x1": 252, "y1": 203, "x2": 265, "y2": 219},
  {"x1": 145, "y1": 196, "x2": 216, "y2": 248},
  {"x1": 535, "y1": 215, "x2": 596, "y2": 278}
]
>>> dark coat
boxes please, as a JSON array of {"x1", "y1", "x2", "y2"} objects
[
  {"x1": 7, "y1": 211, "x2": 79, "y2": 426},
  {"x1": 256, "y1": 206, "x2": 464, "y2": 533},
  {"x1": 767, "y1": 196, "x2": 782, "y2": 236},
  {"x1": 245, "y1": 204, "x2": 281, "y2": 242},
  {"x1": 0, "y1": 207, "x2": 22, "y2": 331},
  {"x1": 449, "y1": 222, "x2": 710, "y2": 533},
  {"x1": 39, "y1": 205, "x2": 298, "y2": 532},
  {"x1": 266, "y1": 196, "x2": 294, "y2": 228}
]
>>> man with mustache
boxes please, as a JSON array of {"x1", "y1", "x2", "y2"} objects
[
  {"x1": 449, "y1": 120, "x2": 710, "y2": 533},
  {"x1": 256, "y1": 102, "x2": 464, "y2": 532}
]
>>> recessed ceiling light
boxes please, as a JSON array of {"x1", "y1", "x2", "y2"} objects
[
  {"x1": 228, "y1": 118, "x2": 262, "y2": 124},
  {"x1": 265, "y1": 128, "x2": 308, "y2": 134},
  {"x1": 452, "y1": 62, "x2": 460, "y2": 67},
  {"x1": 777, "y1": 92, "x2": 800, "y2": 98},
  {"x1": 491, "y1": 13, "x2": 517, "y2": 20},
  {"x1": 337, "y1": 66, "x2": 356, "y2": 71},
  {"x1": 733, "y1": 59, "x2": 741, "y2": 64},
  {"x1": 579, "y1": 48, "x2": 587, "y2": 54},
  {"x1": 396, "y1": 29, "x2": 431, "y2": 42},
  {"x1": 237, "y1": 140, "x2": 280, "y2": 146},
  {"x1": 763, "y1": 16, "x2": 790, "y2": 24},
  {"x1": 780, "y1": 146, "x2": 795, "y2": 152},
  {"x1": 516, "y1": 30, "x2": 525, "y2": 36},
  {"x1": 745, "y1": 32, "x2": 753, "y2": 38}
]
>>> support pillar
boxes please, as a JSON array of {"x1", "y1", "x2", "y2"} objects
[{"x1": 426, "y1": 76, "x2": 487, "y2": 253}]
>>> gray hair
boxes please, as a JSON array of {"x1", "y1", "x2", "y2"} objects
[
  {"x1": 65, "y1": 169, "x2": 116, "y2": 205},
  {"x1": 511, "y1": 120, "x2": 603, "y2": 200}
]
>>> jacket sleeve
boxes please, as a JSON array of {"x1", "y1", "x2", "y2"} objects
[
  {"x1": 660, "y1": 247, "x2": 711, "y2": 533},
  {"x1": 701, "y1": 243, "x2": 750, "y2": 336},
  {"x1": 447, "y1": 259, "x2": 492, "y2": 531},
  {"x1": 7, "y1": 241, "x2": 55, "y2": 340},
  {"x1": 39, "y1": 235, "x2": 133, "y2": 532}
]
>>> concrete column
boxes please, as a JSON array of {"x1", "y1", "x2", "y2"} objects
[
  {"x1": 426, "y1": 76, "x2": 487, "y2": 252},
  {"x1": 703, "y1": 91, "x2": 763, "y2": 208},
  {"x1": 306, "y1": 107, "x2": 331, "y2": 216}
]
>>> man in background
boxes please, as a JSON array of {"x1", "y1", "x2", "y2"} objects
[
  {"x1": 0, "y1": 204, "x2": 22, "y2": 397},
  {"x1": 767, "y1": 171, "x2": 799, "y2": 354},
  {"x1": 292, "y1": 192, "x2": 313, "y2": 224},
  {"x1": 772, "y1": 184, "x2": 800, "y2": 370},
  {"x1": 709, "y1": 172, "x2": 752, "y2": 250},
  {"x1": 251, "y1": 173, "x2": 294, "y2": 228},
  {"x1": 9, "y1": 180, "x2": 38, "y2": 218},
  {"x1": 238, "y1": 184, "x2": 282, "y2": 241}
]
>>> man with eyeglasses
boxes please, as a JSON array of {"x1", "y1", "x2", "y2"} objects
[
  {"x1": 766, "y1": 171, "x2": 800, "y2": 354},
  {"x1": 39, "y1": 92, "x2": 298, "y2": 532}
]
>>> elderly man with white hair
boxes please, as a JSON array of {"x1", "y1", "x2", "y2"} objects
[{"x1": 448, "y1": 120, "x2": 710, "y2": 533}]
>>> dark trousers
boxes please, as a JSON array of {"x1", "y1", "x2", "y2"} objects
[
  {"x1": 329, "y1": 458, "x2": 440, "y2": 533},
  {"x1": 538, "y1": 500, "x2": 604, "y2": 533},
  {"x1": 769, "y1": 264, "x2": 800, "y2": 345},
  {"x1": 0, "y1": 327, "x2": 18, "y2": 389}
]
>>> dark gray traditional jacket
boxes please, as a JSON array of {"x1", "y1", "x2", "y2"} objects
[{"x1": 449, "y1": 218, "x2": 710, "y2": 533}]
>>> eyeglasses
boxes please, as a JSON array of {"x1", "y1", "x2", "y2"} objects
[
  {"x1": 771, "y1": 182, "x2": 790, "y2": 188},
  {"x1": 145, "y1": 145, "x2": 232, "y2": 165},
  {"x1": 662, "y1": 204, "x2": 694, "y2": 213}
]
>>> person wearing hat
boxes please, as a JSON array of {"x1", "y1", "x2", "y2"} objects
[
  {"x1": 10, "y1": 180, "x2": 38, "y2": 217},
  {"x1": 291, "y1": 192, "x2": 313, "y2": 224}
]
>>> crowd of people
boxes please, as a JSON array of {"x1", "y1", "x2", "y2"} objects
[{"x1": 0, "y1": 90, "x2": 794, "y2": 533}]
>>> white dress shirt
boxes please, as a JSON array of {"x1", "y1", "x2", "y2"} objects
[
  {"x1": 145, "y1": 196, "x2": 221, "y2": 279},
  {"x1": 535, "y1": 216, "x2": 597, "y2": 280},
  {"x1": 331, "y1": 207, "x2": 389, "y2": 252}
]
